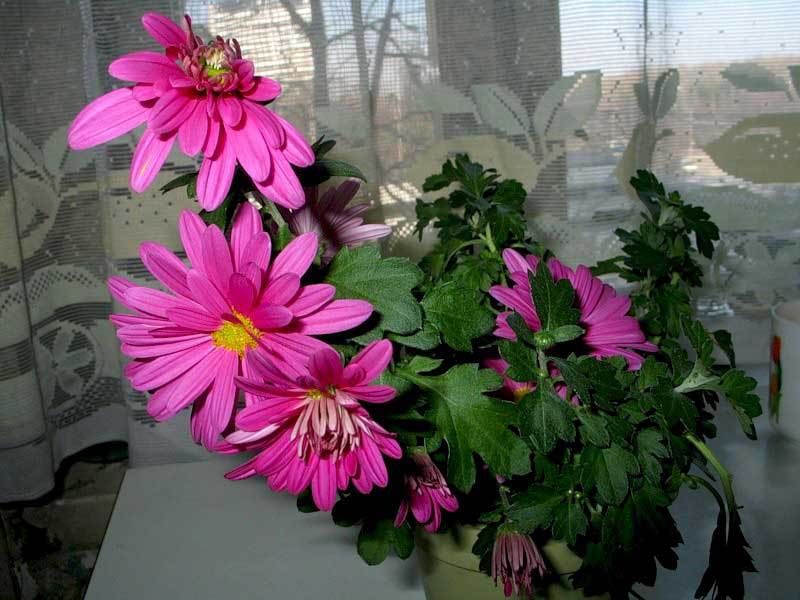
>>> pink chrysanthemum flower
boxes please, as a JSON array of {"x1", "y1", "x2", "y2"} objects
[
  {"x1": 281, "y1": 181, "x2": 392, "y2": 263},
  {"x1": 68, "y1": 12, "x2": 314, "y2": 210},
  {"x1": 492, "y1": 530, "x2": 547, "y2": 598},
  {"x1": 108, "y1": 203, "x2": 371, "y2": 448},
  {"x1": 225, "y1": 340, "x2": 401, "y2": 510},
  {"x1": 394, "y1": 451, "x2": 458, "y2": 533},
  {"x1": 490, "y1": 249, "x2": 656, "y2": 370}
]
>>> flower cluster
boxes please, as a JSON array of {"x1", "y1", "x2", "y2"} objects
[{"x1": 68, "y1": 12, "x2": 757, "y2": 600}]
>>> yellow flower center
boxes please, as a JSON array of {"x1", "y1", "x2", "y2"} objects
[
  {"x1": 203, "y1": 47, "x2": 231, "y2": 77},
  {"x1": 512, "y1": 385, "x2": 534, "y2": 401},
  {"x1": 211, "y1": 310, "x2": 261, "y2": 356}
]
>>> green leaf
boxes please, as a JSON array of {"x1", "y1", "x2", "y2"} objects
[
  {"x1": 636, "y1": 357, "x2": 669, "y2": 391},
  {"x1": 552, "y1": 324, "x2": 585, "y2": 343},
  {"x1": 325, "y1": 246, "x2": 423, "y2": 334},
  {"x1": 389, "y1": 323, "x2": 441, "y2": 350},
  {"x1": 421, "y1": 282, "x2": 494, "y2": 351},
  {"x1": 576, "y1": 411, "x2": 610, "y2": 447},
  {"x1": 311, "y1": 136, "x2": 336, "y2": 158},
  {"x1": 357, "y1": 519, "x2": 414, "y2": 565},
  {"x1": 296, "y1": 489, "x2": 319, "y2": 513},
  {"x1": 160, "y1": 172, "x2": 198, "y2": 194},
  {"x1": 713, "y1": 329, "x2": 737, "y2": 368},
  {"x1": 683, "y1": 318, "x2": 715, "y2": 367},
  {"x1": 551, "y1": 501, "x2": 588, "y2": 545},
  {"x1": 199, "y1": 191, "x2": 239, "y2": 231},
  {"x1": 296, "y1": 157, "x2": 367, "y2": 187},
  {"x1": 636, "y1": 429, "x2": 669, "y2": 484},
  {"x1": 400, "y1": 364, "x2": 531, "y2": 491},
  {"x1": 584, "y1": 444, "x2": 640, "y2": 505},
  {"x1": 677, "y1": 203, "x2": 719, "y2": 259},
  {"x1": 550, "y1": 356, "x2": 625, "y2": 410},
  {"x1": 498, "y1": 340, "x2": 539, "y2": 382},
  {"x1": 506, "y1": 486, "x2": 561, "y2": 533},
  {"x1": 406, "y1": 356, "x2": 444, "y2": 374},
  {"x1": 529, "y1": 265, "x2": 581, "y2": 332},
  {"x1": 654, "y1": 386, "x2": 699, "y2": 429},
  {"x1": 519, "y1": 386, "x2": 576, "y2": 454},
  {"x1": 721, "y1": 62, "x2": 787, "y2": 92},
  {"x1": 718, "y1": 369, "x2": 762, "y2": 440}
]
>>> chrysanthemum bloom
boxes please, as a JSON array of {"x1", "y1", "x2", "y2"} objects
[
  {"x1": 225, "y1": 340, "x2": 401, "y2": 510},
  {"x1": 281, "y1": 180, "x2": 392, "y2": 263},
  {"x1": 394, "y1": 451, "x2": 458, "y2": 533},
  {"x1": 108, "y1": 203, "x2": 371, "y2": 448},
  {"x1": 490, "y1": 249, "x2": 656, "y2": 370},
  {"x1": 68, "y1": 12, "x2": 314, "y2": 210},
  {"x1": 492, "y1": 529, "x2": 547, "y2": 598}
]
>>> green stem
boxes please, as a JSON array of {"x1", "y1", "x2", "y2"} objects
[
  {"x1": 684, "y1": 433, "x2": 736, "y2": 513},
  {"x1": 483, "y1": 223, "x2": 497, "y2": 255},
  {"x1": 498, "y1": 486, "x2": 512, "y2": 511},
  {"x1": 443, "y1": 239, "x2": 482, "y2": 272},
  {"x1": 262, "y1": 198, "x2": 287, "y2": 229}
]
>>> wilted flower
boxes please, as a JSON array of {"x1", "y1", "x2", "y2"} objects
[
  {"x1": 492, "y1": 529, "x2": 547, "y2": 598},
  {"x1": 394, "y1": 451, "x2": 458, "y2": 532}
]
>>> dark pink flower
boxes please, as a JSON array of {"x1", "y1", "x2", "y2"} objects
[
  {"x1": 492, "y1": 530, "x2": 547, "y2": 598},
  {"x1": 225, "y1": 340, "x2": 401, "y2": 511},
  {"x1": 282, "y1": 181, "x2": 392, "y2": 263},
  {"x1": 108, "y1": 203, "x2": 371, "y2": 449},
  {"x1": 68, "y1": 13, "x2": 313, "y2": 210},
  {"x1": 394, "y1": 452, "x2": 458, "y2": 533},
  {"x1": 490, "y1": 249, "x2": 656, "y2": 370}
]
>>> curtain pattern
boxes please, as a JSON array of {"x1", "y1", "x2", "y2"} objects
[{"x1": 1, "y1": 0, "x2": 798, "y2": 501}]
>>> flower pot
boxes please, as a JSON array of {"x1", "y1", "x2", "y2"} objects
[
  {"x1": 416, "y1": 526, "x2": 608, "y2": 600},
  {"x1": 771, "y1": 300, "x2": 800, "y2": 441}
]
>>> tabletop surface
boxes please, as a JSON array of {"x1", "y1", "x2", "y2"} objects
[{"x1": 86, "y1": 366, "x2": 800, "y2": 599}]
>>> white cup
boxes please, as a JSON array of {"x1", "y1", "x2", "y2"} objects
[{"x1": 771, "y1": 300, "x2": 800, "y2": 441}]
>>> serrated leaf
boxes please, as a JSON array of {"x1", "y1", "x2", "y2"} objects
[
  {"x1": 498, "y1": 340, "x2": 539, "y2": 382},
  {"x1": 389, "y1": 323, "x2": 441, "y2": 350},
  {"x1": 577, "y1": 411, "x2": 610, "y2": 447},
  {"x1": 507, "y1": 486, "x2": 561, "y2": 533},
  {"x1": 719, "y1": 369, "x2": 762, "y2": 440},
  {"x1": 585, "y1": 444, "x2": 640, "y2": 505},
  {"x1": 529, "y1": 265, "x2": 581, "y2": 332},
  {"x1": 519, "y1": 386, "x2": 576, "y2": 454},
  {"x1": 713, "y1": 329, "x2": 736, "y2": 368},
  {"x1": 551, "y1": 356, "x2": 625, "y2": 410},
  {"x1": 636, "y1": 429, "x2": 669, "y2": 484},
  {"x1": 325, "y1": 246, "x2": 423, "y2": 334},
  {"x1": 552, "y1": 324, "x2": 585, "y2": 343},
  {"x1": 406, "y1": 356, "x2": 443, "y2": 374},
  {"x1": 421, "y1": 282, "x2": 494, "y2": 351},
  {"x1": 357, "y1": 519, "x2": 411, "y2": 565},
  {"x1": 400, "y1": 364, "x2": 531, "y2": 491},
  {"x1": 551, "y1": 502, "x2": 588, "y2": 545},
  {"x1": 199, "y1": 191, "x2": 238, "y2": 231},
  {"x1": 683, "y1": 317, "x2": 715, "y2": 367}
]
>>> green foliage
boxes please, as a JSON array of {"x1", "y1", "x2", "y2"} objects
[
  {"x1": 519, "y1": 386, "x2": 576, "y2": 454},
  {"x1": 398, "y1": 362, "x2": 531, "y2": 492},
  {"x1": 325, "y1": 246, "x2": 424, "y2": 335},
  {"x1": 421, "y1": 282, "x2": 495, "y2": 351}
]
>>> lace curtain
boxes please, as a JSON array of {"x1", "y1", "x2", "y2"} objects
[{"x1": 1, "y1": 0, "x2": 798, "y2": 501}]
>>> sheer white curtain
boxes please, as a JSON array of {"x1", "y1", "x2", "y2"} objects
[{"x1": 1, "y1": 0, "x2": 798, "y2": 501}]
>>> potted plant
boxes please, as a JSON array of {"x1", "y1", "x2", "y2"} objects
[{"x1": 67, "y1": 12, "x2": 761, "y2": 600}]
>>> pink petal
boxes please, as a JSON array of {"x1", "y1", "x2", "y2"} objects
[
  {"x1": 140, "y1": 242, "x2": 190, "y2": 296},
  {"x1": 129, "y1": 341, "x2": 215, "y2": 391},
  {"x1": 250, "y1": 305, "x2": 293, "y2": 330},
  {"x1": 228, "y1": 273, "x2": 256, "y2": 311},
  {"x1": 186, "y1": 270, "x2": 231, "y2": 317},
  {"x1": 166, "y1": 307, "x2": 220, "y2": 332},
  {"x1": 218, "y1": 95, "x2": 244, "y2": 127},
  {"x1": 502, "y1": 248, "x2": 535, "y2": 274},
  {"x1": 197, "y1": 134, "x2": 236, "y2": 210},
  {"x1": 108, "y1": 276, "x2": 136, "y2": 307},
  {"x1": 347, "y1": 385, "x2": 396, "y2": 403},
  {"x1": 162, "y1": 349, "x2": 224, "y2": 414},
  {"x1": 262, "y1": 273, "x2": 300, "y2": 307},
  {"x1": 271, "y1": 111, "x2": 315, "y2": 167},
  {"x1": 295, "y1": 300, "x2": 372, "y2": 334},
  {"x1": 148, "y1": 88, "x2": 196, "y2": 134},
  {"x1": 229, "y1": 117, "x2": 271, "y2": 183},
  {"x1": 241, "y1": 262, "x2": 263, "y2": 292},
  {"x1": 269, "y1": 232, "x2": 318, "y2": 279},
  {"x1": 141, "y1": 12, "x2": 186, "y2": 48},
  {"x1": 350, "y1": 340, "x2": 393, "y2": 383},
  {"x1": 178, "y1": 101, "x2": 208, "y2": 156},
  {"x1": 129, "y1": 129, "x2": 176, "y2": 192},
  {"x1": 108, "y1": 51, "x2": 182, "y2": 83},
  {"x1": 179, "y1": 210, "x2": 207, "y2": 270},
  {"x1": 311, "y1": 458, "x2": 337, "y2": 511},
  {"x1": 123, "y1": 286, "x2": 193, "y2": 318},
  {"x1": 206, "y1": 352, "x2": 239, "y2": 432},
  {"x1": 308, "y1": 347, "x2": 343, "y2": 385},
  {"x1": 242, "y1": 101, "x2": 284, "y2": 148},
  {"x1": 337, "y1": 224, "x2": 392, "y2": 245},
  {"x1": 254, "y1": 148, "x2": 305, "y2": 209},
  {"x1": 231, "y1": 203, "x2": 263, "y2": 269},
  {"x1": 68, "y1": 88, "x2": 148, "y2": 150},
  {"x1": 260, "y1": 332, "x2": 331, "y2": 365},
  {"x1": 240, "y1": 233, "x2": 272, "y2": 269},
  {"x1": 204, "y1": 116, "x2": 222, "y2": 157},
  {"x1": 243, "y1": 77, "x2": 282, "y2": 102},
  {"x1": 202, "y1": 226, "x2": 234, "y2": 294},
  {"x1": 285, "y1": 284, "x2": 335, "y2": 317},
  {"x1": 121, "y1": 334, "x2": 207, "y2": 358}
]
